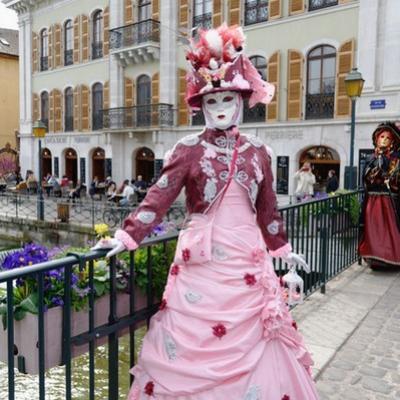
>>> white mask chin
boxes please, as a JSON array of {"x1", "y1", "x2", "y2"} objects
[{"x1": 202, "y1": 91, "x2": 242, "y2": 131}]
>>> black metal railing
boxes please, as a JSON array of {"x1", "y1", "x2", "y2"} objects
[
  {"x1": 64, "y1": 49, "x2": 73, "y2": 66},
  {"x1": 309, "y1": 0, "x2": 338, "y2": 11},
  {"x1": 64, "y1": 116, "x2": 73, "y2": 132},
  {"x1": 244, "y1": 1, "x2": 269, "y2": 26},
  {"x1": 243, "y1": 103, "x2": 266, "y2": 123},
  {"x1": 0, "y1": 190, "x2": 363, "y2": 399},
  {"x1": 109, "y1": 19, "x2": 160, "y2": 50},
  {"x1": 193, "y1": 13, "x2": 213, "y2": 31},
  {"x1": 102, "y1": 103, "x2": 174, "y2": 129},
  {"x1": 305, "y1": 93, "x2": 334, "y2": 119},
  {"x1": 40, "y1": 56, "x2": 48, "y2": 71},
  {"x1": 92, "y1": 42, "x2": 103, "y2": 59}
]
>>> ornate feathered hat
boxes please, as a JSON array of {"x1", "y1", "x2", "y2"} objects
[
  {"x1": 185, "y1": 24, "x2": 275, "y2": 110},
  {"x1": 372, "y1": 121, "x2": 400, "y2": 149}
]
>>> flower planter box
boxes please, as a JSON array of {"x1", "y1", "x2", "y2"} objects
[{"x1": 0, "y1": 290, "x2": 151, "y2": 374}]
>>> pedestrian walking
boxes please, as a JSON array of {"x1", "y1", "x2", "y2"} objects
[
  {"x1": 326, "y1": 169, "x2": 339, "y2": 193},
  {"x1": 294, "y1": 162, "x2": 316, "y2": 202}
]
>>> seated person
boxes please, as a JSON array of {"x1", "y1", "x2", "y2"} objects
[
  {"x1": 68, "y1": 180, "x2": 84, "y2": 203},
  {"x1": 106, "y1": 181, "x2": 117, "y2": 201},
  {"x1": 133, "y1": 175, "x2": 147, "y2": 202},
  {"x1": 119, "y1": 179, "x2": 134, "y2": 206}
]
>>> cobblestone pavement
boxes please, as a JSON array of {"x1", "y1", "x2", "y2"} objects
[{"x1": 315, "y1": 267, "x2": 400, "y2": 399}]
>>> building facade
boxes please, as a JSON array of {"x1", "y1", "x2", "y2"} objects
[
  {"x1": 0, "y1": 28, "x2": 19, "y2": 176},
  {"x1": 4, "y1": 0, "x2": 400, "y2": 197}
]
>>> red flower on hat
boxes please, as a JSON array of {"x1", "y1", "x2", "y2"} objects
[
  {"x1": 292, "y1": 320, "x2": 298, "y2": 330},
  {"x1": 144, "y1": 381, "x2": 154, "y2": 396},
  {"x1": 182, "y1": 248, "x2": 191, "y2": 262},
  {"x1": 159, "y1": 299, "x2": 167, "y2": 311},
  {"x1": 212, "y1": 323, "x2": 227, "y2": 339},
  {"x1": 244, "y1": 273, "x2": 257, "y2": 286},
  {"x1": 282, "y1": 395, "x2": 290, "y2": 400},
  {"x1": 170, "y1": 264, "x2": 180, "y2": 275}
]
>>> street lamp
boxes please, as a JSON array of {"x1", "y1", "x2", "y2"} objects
[
  {"x1": 344, "y1": 67, "x2": 364, "y2": 190},
  {"x1": 32, "y1": 120, "x2": 47, "y2": 220}
]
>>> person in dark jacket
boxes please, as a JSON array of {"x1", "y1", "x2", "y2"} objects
[{"x1": 326, "y1": 170, "x2": 339, "y2": 193}]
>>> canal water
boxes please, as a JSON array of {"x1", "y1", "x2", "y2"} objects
[{"x1": 0, "y1": 328, "x2": 146, "y2": 400}]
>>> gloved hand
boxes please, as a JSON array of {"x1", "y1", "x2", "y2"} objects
[
  {"x1": 281, "y1": 252, "x2": 310, "y2": 273},
  {"x1": 91, "y1": 237, "x2": 126, "y2": 258}
]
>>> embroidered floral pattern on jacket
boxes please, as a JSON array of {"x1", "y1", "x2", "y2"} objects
[
  {"x1": 136, "y1": 211, "x2": 156, "y2": 224},
  {"x1": 251, "y1": 153, "x2": 264, "y2": 183},
  {"x1": 243, "y1": 385, "x2": 261, "y2": 400},
  {"x1": 245, "y1": 134, "x2": 264, "y2": 148},
  {"x1": 204, "y1": 178, "x2": 217, "y2": 203},
  {"x1": 180, "y1": 133, "x2": 201, "y2": 146},
  {"x1": 249, "y1": 179, "x2": 258, "y2": 205},
  {"x1": 156, "y1": 174, "x2": 168, "y2": 189},
  {"x1": 267, "y1": 220, "x2": 280, "y2": 235}
]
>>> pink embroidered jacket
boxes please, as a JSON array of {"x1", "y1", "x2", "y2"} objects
[{"x1": 116, "y1": 127, "x2": 291, "y2": 257}]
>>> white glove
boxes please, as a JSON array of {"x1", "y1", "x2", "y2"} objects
[
  {"x1": 281, "y1": 252, "x2": 310, "y2": 273},
  {"x1": 91, "y1": 237, "x2": 126, "y2": 258}
]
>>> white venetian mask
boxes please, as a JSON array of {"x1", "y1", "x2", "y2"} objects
[{"x1": 202, "y1": 91, "x2": 242, "y2": 130}]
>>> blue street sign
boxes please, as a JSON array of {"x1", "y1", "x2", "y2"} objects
[{"x1": 370, "y1": 99, "x2": 386, "y2": 110}]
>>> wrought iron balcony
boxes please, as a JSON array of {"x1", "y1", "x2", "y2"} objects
[
  {"x1": 309, "y1": 0, "x2": 338, "y2": 12},
  {"x1": 193, "y1": 13, "x2": 212, "y2": 31},
  {"x1": 102, "y1": 103, "x2": 174, "y2": 130},
  {"x1": 40, "y1": 56, "x2": 48, "y2": 71},
  {"x1": 109, "y1": 19, "x2": 160, "y2": 66},
  {"x1": 92, "y1": 42, "x2": 103, "y2": 59},
  {"x1": 305, "y1": 93, "x2": 334, "y2": 120},
  {"x1": 192, "y1": 111, "x2": 205, "y2": 126},
  {"x1": 64, "y1": 49, "x2": 73, "y2": 66},
  {"x1": 243, "y1": 103, "x2": 266, "y2": 123}
]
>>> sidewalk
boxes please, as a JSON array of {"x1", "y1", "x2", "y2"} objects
[{"x1": 293, "y1": 262, "x2": 400, "y2": 399}]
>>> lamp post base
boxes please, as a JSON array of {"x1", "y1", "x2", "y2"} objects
[{"x1": 344, "y1": 165, "x2": 358, "y2": 190}]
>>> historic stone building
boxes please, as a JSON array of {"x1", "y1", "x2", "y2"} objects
[{"x1": 4, "y1": 0, "x2": 399, "y2": 197}]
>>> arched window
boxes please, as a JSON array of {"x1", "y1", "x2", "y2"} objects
[
  {"x1": 243, "y1": 56, "x2": 267, "y2": 123},
  {"x1": 92, "y1": 83, "x2": 103, "y2": 130},
  {"x1": 40, "y1": 91, "x2": 49, "y2": 129},
  {"x1": 40, "y1": 29, "x2": 48, "y2": 71},
  {"x1": 137, "y1": 75, "x2": 151, "y2": 126},
  {"x1": 64, "y1": 87, "x2": 74, "y2": 131},
  {"x1": 64, "y1": 20, "x2": 73, "y2": 66},
  {"x1": 306, "y1": 45, "x2": 336, "y2": 119},
  {"x1": 193, "y1": 0, "x2": 213, "y2": 31},
  {"x1": 244, "y1": 0, "x2": 268, "y2": 26},
  {"x1": 92, "y1": 10, "x2": 103, "y2": 59}
]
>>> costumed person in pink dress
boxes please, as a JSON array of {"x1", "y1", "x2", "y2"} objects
[
  {"x1": 359, "y1": 121, "x2": 400, "y2": 267},
  {"x1": 93, "y1": 24, "x2": 319, "y2": 400}
]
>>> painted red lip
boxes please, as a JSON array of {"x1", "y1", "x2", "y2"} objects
[{"x1": 218, "y1": 115, "x2": 225, "y2": 119}]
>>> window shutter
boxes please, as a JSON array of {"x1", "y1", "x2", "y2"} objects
[
  {"x1": 54, "y1": 89, "x2": 62, "y2": 132},
  {"x1": 48, "y1": 25, "x2": 53, "y2": 69},
  {"x1": 269, "y1": 0, "x2": 282, "y2": 20},
  {"x1": 289, "y1": 0, "x2": 305, "y2": 15},
  {"x1": 73, "y1": 85, "x2": 80, "y2": 131},
  {"x1": 152, "y1": 0, "x2": 160, "y2": 20},
  {"x1": 125, "y1": 0, "x2": 133, "y2": 25},
  {"x1": 73, "y1": 16, "x2": 80, "y2": 64},
  {"x1": 124, "y1": 77, "x2": 134, "y2": 107},
  {"x1": 81, "y1": 15, "x2": 89, "y2": 63},
  {"x1": 229, "y1": 0, "x2": 241, "y2": 25},
  {"x1": 335, "y1": 39, "x2": 354, "y2": 118},
  {"x1": 49, "y1": 90, "x2": 55, "y2": 132},
  {"x1": 103, "y1": 81, "x2": 109, "y2": 110},
  {"x1": 287, "y1": 49, "x2": 304, "y2": 120},
  {"x1": 81, "y1": 84, "x2": 90, "y2": 131},
  {"x1": 151, "y1": 72, "x2": 160, "y2": 125},
  {"x1": 32, "y1": 93, "x2": 39, "y2": 121},
  {"x1": 213, "y1": 0, "x2": 222, "y2": 27},
  {"x1": 179, "y1": 0, "x2": 189, "y2": 34},
  {"x1": 103, "y1": 6, "x2": 110, "y2": 56},
  {"x1": 178, "y1": 68, "x2": 188, "y2": 126},
  {"x1": 32, "y1": 32, "x2": 38, "y2": 73},
  {"x1": 54, "y1": 23, "x2": 62, "y2": 68},
  {"x1": 267, "y1": 51, "x2": 280, "y2": 122}
]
